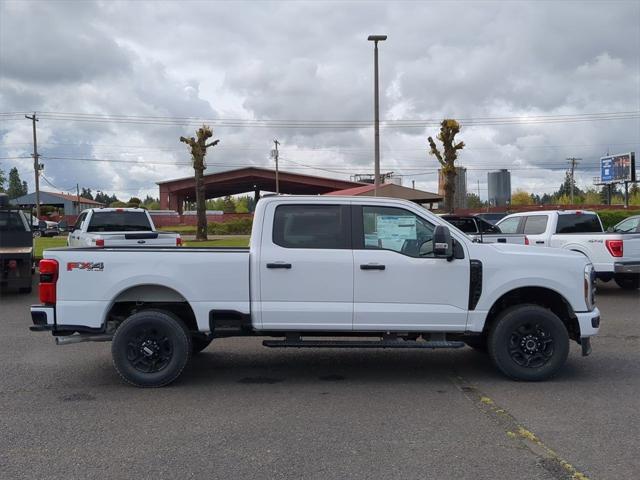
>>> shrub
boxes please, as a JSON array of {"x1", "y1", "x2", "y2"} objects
[
  {"x1": 598, "y1": 210, "x2": 639, "y2": 229},
  {"x1": 207, "y1": 217, "x2": 253, "y2": 235}
]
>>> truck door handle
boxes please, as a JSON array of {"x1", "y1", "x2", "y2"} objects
[
  {"x1": 535, "y1": 241, "x2": 545, "y2": 244},
  {"x1": 266, "y1": 262, "x2": 292, "y2": 269},
  {"x1": 360, "y1": 264, "x2": 386, "y2": 270}
]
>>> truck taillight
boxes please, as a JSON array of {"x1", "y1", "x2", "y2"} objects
[
  {"x1": 524, "y1": 236, "x2": 530, "y2": 246},
  {"x1": 176, "y1": 237, "x2": 182, "y2": 247},
  {"x1": 605, "y1": 239, "x2": 623, "y2": 257},
  {"x1": 39, "y1": 259, "x2": 59, "y2": 305},
  {"x1": 95, "y1": 239, "x2": 105, "y2": 247},
  {"x1": 8, "y1": 259, "x2": 17, "y2": 269}
]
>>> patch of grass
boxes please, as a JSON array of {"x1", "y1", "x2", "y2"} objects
[
  {"x1": 34, "y1": 236, "x2": 67, "y2": 259},
  {"x1": 184, "y1": 237, "x2": 249, "y2": 247}
]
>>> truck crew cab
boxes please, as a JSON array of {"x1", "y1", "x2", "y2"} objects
[{"x1": 31, "y1": 196, "x2": 600, "y2": 387}]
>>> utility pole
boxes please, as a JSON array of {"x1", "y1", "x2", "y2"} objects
[
  {"x1": 25, "y1": 112, "x2": 41, "y2": 218},
  {"x1": 272, "y1": 139, "x2": 280, "y2": 194},
  {"x1": 368, "y1": 35, "x2": 387, "y2": 196},
  {"x1": 76, "y1": 184, "x2": 80, "y2": 215},
  {"x1": 567, "y1": 157, "x2": 581, "y2": 204},
  {"x1": 412, "y1": 180, "x2": 415, "y2": 189}
]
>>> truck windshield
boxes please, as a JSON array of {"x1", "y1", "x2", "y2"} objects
[
  {"x1": 87, "y1": 211, "x2": 153, "y2": 232},
  {"x1": 556, "y1": 213, "x2": 602, "y2": 233}
]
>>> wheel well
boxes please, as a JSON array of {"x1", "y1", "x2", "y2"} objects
[
  {"x1": 483, "y1": 287, "x2": 580, "y2": 341},
  {"x1": 105, "y1": 284, "x2": 198, "y2": 333}
]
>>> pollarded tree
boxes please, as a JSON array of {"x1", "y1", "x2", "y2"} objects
[
  {"x1": 180, "y1": 126, "x2": 220, "y2": 241},
  {"x1": 428, "y1": 120, "x2": 465, "y2": 213}
]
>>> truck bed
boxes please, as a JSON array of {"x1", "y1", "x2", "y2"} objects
[{"x1": 42, "y1": 246, "x2": 250, "y2": 330}]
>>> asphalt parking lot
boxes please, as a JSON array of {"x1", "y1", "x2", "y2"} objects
[{"x1": 1, "y1": 282, "x2": 638, "y2": 480}]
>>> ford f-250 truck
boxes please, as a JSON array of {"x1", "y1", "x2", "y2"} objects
[
  {"x1": 30, "y1": 196, "x2": 600, "y2": 387},
  {"x1": 67, "y1": 208, "x2": 181, "y2": 248},
  {"x1": 497, "y1": 210, "x2": 640, "y2": 289}
]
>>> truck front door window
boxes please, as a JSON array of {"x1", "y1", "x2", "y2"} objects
[
  {"x1": 362, "y1": 206, "x2": 435, "y2": 258},
  {"x1": 496, "y1": 217, "x2": 521, "y2": 234}
]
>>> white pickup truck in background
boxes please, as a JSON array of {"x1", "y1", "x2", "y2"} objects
[
  {"x1": 497, "y1": 210, "x2": 640, "y2": 289},
  {"x1": 67, "y1": 208, "x2": 181, "y2": 248},
  {"x1": 31, "y1": 196, "x2": 600, "y2": 387}
]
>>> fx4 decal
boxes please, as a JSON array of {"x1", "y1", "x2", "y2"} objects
[{"x1": 67, "y1": 262, "x2": 104, "y2": 272}]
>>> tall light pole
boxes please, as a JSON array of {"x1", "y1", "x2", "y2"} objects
[{"x1": 368, "y1": 34, "x2": 387, "y2": 196}]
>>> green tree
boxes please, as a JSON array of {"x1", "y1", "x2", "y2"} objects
[
  {"x1": 511, "y1": 189, "x2": 534, "y2": 206},
  {"x1": 180, "y1": 125, "x2": 220, "y2": 240},
  {"x1": 221, "y1": 196, "x2": 235, "y2": 213},
  {"x1": 80, "y1": 188, "x2": 94, "y2": 200},
  {"x1": 428, "y1": 119, "x2": 465, "y2": 213},
  {"x1": 465, "y1": 193, "x2": 483, "y2": 209},
  {"x1": 582, "y1": 187, "x2": 601, "y2": 205},
  {"x1": 128, "y1": 197, "x2": 142, "y2": 206},
  {"x1": 0, "y1": 167, "x2": 6, "y2": 192},
  {"x1": 235, "y1": 196, "x2": 250, "y2": 213},
  {"x1": 7, "y1": 167, "x2": 27, "y2": 199}
]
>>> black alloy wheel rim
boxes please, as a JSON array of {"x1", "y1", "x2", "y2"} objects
[
  {"x1": 126, "y1": 326, "x2": 173, "y2": 373},
  {"x1": 508, "y1": 322, "x2": 554, "y2": 368}
]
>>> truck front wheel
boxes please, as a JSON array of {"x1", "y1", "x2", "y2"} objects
[
  {"x1": 488, "y1": 305, "x2": 569, "y2": 381},
  {"x1": 112, "y1": 309, "x2": 192, "y2": 387}
]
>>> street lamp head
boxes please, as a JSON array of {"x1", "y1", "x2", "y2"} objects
[{"x1": 367, "y1": 35, "x2": 387, "y2": 42}]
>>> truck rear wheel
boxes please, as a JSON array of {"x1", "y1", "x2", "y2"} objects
[
  {"x1": 112, "y1": 309, "x2": 192, "y2": 387},
  {"x1": 614, "y1": 274, "x2": 640, "y2": 290},
  {"x1": 488, "y1": 305, "x2": 569, "y2": 381}
]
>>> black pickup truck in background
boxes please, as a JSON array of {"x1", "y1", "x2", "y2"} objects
[
  {"x1": 440, "y1": 214, "x2": 528, "y2": 245},
  {"x1": 0, "y1": 193, "x2": 34, "y2": 293}
]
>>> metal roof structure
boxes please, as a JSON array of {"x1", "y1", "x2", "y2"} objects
[
  {"x1": 158, "y1": 167, "x2": 364, "y2": 213},
  {"x1": 326, "y1": 183, "x2": 443, "y2": 206}
]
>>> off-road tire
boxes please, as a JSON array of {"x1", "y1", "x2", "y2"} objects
[
  {"x1": 112, "y1": 309, "x2": 192, "y2": 388},
  {"x1": 488, "y1": 304, "x2": 569, "y2": 381}
]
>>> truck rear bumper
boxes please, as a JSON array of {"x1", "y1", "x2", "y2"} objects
[
  {"x1": 576, "y1": 307, "x2": 600, "y2": 338},
  {"x1": 30, "y1": 305, "x2": 55, "y2": 332},
  {"x1": 614, "y1": 261, "x2": 640, "y2": 274}
]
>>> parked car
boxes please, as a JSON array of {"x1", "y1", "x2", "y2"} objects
[
  {"x1": 474, "y1": 212, "x2": 508, "y2": 225},
  {"x1": 440, "y1": 214, "x2": 528, "y2": 245},
  {"x1": 32, "y1": 219, "x2": 60, "y2": 237},
  {"x1": 610, "y1": 215, "x2": 640, "y2": 234},
  {"x1": 496, "y1": 210, "x2": 640, "y2": 289},
  {"x1": 67, "y1": 208, "x2": 181, "y2": 247},
  {"x1": 0, "y1": 193, "x2": 33, "y2": 293},
  {"x1": 31, "y1": 196, "x2": 600, "y2": 387}
]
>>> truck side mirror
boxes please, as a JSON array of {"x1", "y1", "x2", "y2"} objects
[{"x1": 433, "y1": 225, "x2": 453, "y2": 259}]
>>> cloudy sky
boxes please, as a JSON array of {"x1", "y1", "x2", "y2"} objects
[{"x1": 1, "y1": 0, "x2": 639, "y2": 201}]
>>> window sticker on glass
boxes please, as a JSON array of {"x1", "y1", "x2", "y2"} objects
[{"x1": 375, "y1": 215, "x2": 417, "y2": 250}]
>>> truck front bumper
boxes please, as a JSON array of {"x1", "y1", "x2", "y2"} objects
[
  {"x1": 575, "y1": 307, "x2": 600, "y2": 356},
  {"x1": 30, "y1": 305, "x2": 55, "y2": 332},
  {"x1": 614, "y1": 261, "x2": 640, "y2": 274}
]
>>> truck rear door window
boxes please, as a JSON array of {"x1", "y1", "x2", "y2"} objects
[
  {"x1": 273, "y1": 205, "x2": 350, "y2": 249},
  {"x1": 555, "y1": 214, "x2": 602, "y2": 233},
  {"x1": 87, "y1": 212, "x2": 153, "y2": 232},
  {"x1": 523, "y1": 215, "x2": 548, "y2": 235}
]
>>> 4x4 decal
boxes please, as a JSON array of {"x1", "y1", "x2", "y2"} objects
[{"x1": 67, "y1": 262, "x2": 104, "y2": 272}]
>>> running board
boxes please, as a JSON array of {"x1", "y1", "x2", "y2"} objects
[{"x1": 262, "y1": 339, "x2": 465, "y2": 349}]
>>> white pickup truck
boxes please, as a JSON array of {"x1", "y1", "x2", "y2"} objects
[
  {"x1": 496, "y1": 210, "x2": 640, "y2": 289},
  {"x1": 31, "y1": 196, "x2": 600, "y2": 387},
  {"x1": 67, "y1": 208, "x2": 181, "y2": 248}
]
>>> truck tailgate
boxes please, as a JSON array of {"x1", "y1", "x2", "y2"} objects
[{"x1": 98, "y1": 232, "x2": 179, "y2": 246}]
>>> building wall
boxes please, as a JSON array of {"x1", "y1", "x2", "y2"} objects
[{"x1": 488, "y1": 170, "x2": 511, "y2": 207}]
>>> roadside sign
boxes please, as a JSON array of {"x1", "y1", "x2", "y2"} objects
[{"x1": 600, "y1": 152, "x2": 636, "y2": 183}]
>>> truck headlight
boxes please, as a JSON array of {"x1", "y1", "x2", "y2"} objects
[{"x1": 584, "y1": 264, "x2": 596, "y2": 311}]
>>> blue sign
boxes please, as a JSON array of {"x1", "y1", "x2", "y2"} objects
[{"x1": 600, "y1": 153, "x2": 636, "y2": 183}]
